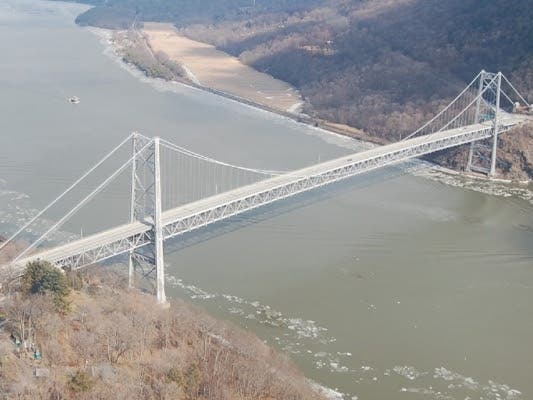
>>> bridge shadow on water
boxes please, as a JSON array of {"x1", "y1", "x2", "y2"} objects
[{"x1": 161, "y1": 162, "x2": 424, "y2": 257}]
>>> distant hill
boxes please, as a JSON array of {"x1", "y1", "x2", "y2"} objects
[{"x1": 73, "y1": 0, "x2": 323, "y2": 29}]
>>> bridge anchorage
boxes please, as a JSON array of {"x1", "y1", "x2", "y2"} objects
[{"x1": 0, "y1": 70, "x2": 530, "y2": 304}]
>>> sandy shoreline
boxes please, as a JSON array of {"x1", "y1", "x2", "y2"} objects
[
  {"x1": 106, "y1": 23, "x2": 376, "y2": 148},
  {"x1": 142, "y1": 22, "x2": 303, "y2": 114}
]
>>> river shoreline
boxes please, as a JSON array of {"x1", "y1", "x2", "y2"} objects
[
  {"x1": 104, "y1": 25, "x2": 385, "y2": 147},
  {"x1": 92, "y1": 26, "x2": 533, "y2": 200}
]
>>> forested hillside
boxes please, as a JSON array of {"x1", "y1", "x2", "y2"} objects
[
  {"x1": 178, "y1": 0, "x2": 533, "y2": 140},
  {"x1": 68, "y1": 0, "x2": 533, "y2": 177},
  {"x1": 0, "y1": 261, "x2": 326, "y2": 399},
  {"x1": 73, "y1": 0, "x2": 322, "y2": 28},
  {"x1": 71, "y1": 0, "x2": 532, "y2": 139}
]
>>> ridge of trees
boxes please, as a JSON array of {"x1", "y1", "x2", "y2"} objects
[
  {"x1": 72, "y1": 0, "x2": 324, "y2": 29},
  {"x1": 21, "y1": 261, "x2": 71, "y2": 312}
]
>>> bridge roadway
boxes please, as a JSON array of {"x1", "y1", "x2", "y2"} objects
[{"x1": 15, "y1": 115, "x2": 528, "y2": 270}]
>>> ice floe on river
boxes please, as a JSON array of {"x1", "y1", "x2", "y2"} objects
[
  {"x1": 167, "y1": 275, "x2": 525, "y2": 400},
  {"x1": 1, "y1": 170, "x2": 529, "y2": 400},
  {"x1": 0, "y1": 185, "x2": 77, "y2": 245}
]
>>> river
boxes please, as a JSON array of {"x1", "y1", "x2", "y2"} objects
[{"x1": 1, "y1": 1, "x2": 532, "y2": 399}]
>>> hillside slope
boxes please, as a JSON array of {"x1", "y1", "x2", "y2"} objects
[
  {"x1": 68, "y1": 0, "x2": 533, "y2": 178},
  {"x1": 0, "y1": 266, "x2": 327, "y2": 400},
  {"x1": 179, "y1": 0, "x2": 532, "y2": 138}
]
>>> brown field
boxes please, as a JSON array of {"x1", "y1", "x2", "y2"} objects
[{"x1": 142, "y1": 22, "x2": 303, "y2": 113}]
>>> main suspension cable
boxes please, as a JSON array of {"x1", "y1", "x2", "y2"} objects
[
  {"x1": 0, "y1": 133, "x2": 135, "y2": 253},
  {"x1": 402, "y1": 71, "x2": 483, "y2": 141},
  {"x1": 159, "y1": 139, "x2": 288, "y2": 176},
  {"x1": 13, "y1": 139, "x2": 154, "y2": 263}
]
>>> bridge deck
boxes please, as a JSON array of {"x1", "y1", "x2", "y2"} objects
[
  {"x1": 15, "y1": 115, "x2": 528, "y2": 269},
  {"x1": 164, "y1": 124, "x2": 485, "y2": 220}
]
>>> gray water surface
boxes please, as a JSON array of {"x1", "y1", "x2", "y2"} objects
[{"x1": 1, "y1": 1, "x2": 532, "y2": 399}]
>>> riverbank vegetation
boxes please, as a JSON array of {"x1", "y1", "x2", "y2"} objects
[
  {"x1": 0, "y1": 261, "x2": 327, "y2": 399},
  {"x1": 112, "y1": 29, "x2": 186, "y2": 81}
]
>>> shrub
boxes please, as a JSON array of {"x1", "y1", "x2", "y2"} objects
[
  {"x1": 68, "y1": 370, "x2": 94, "y2": 393},
  {"x1": 167, "y1": 364, "x2": 201, "y2": 399},
  {"x1": 166, "y1": 366, "x2": 182, "y2": 383},
  {"x1": 182, "y1": 364, "x2": 201, "y2": 399},
  {"x1": 66, "y1": 270, "x2": 84, "y2": 291},
  {"x1": 22, "y1": 260, "x2": 70, "y2": 311}
]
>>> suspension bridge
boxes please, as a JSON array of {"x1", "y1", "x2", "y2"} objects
[{"x1": 1, "y1": 70, "x2": 531, "y2": 303}]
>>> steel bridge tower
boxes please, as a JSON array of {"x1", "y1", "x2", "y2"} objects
[
  {"x1": 466, "y1": 70, "x2": 502, "y2": 176},
  {"x1": 128, "y1": 133, "x2": 166, "y2": 304}
]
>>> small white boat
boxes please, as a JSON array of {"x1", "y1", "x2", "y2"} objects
[{"x1": 68, "y1": 96, "x2": 80, "y2": 104}]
